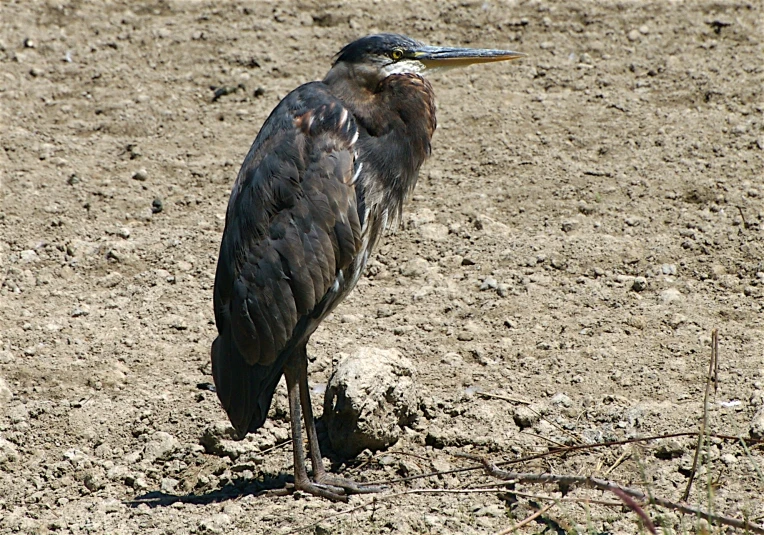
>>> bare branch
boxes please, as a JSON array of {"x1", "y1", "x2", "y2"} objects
[{"x1": 461, "y1": 454, "x2": 764, "y2": 535}]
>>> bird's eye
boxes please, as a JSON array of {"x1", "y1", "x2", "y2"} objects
[{"x1": 391, "y1": 49, "x2": 403, "y2": 61}]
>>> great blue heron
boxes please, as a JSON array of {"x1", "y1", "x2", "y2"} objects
[{"x1": 211, "y1": 33, "x2": 524, "y2": 501}]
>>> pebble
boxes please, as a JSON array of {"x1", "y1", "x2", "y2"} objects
[
  {"x1": 721, "y1": 453, "x2": 737, "y2": 466},
  {"x1": 513, "y1": 406, "x2": 539, "y2": 430},
  {"x1": 0, "y1": 437, "x2": 19, "y2": 464},
  {"x1": 474, "y1": 504, "x2": 504, "y2": 517},
  {"x1": 661, "y1": 263, "x2": 677, "y2": 275},
  {"x1": 98, "y1": 272, "x2": 122, "y2": 288},
  {"x1": 199, "y1": 513, "x2": 232, "y2": 534},
  {"x1": 660, "y1": 288, "x2": 682, "y2": 303},
  {"x1": 479, "y1": 277, "x2": 497, "y2": 291},
  {"x1": 627, "y1": 29, "x2": 641, "y2": 41},
  {"x1": 152, "y1": 198, "x2": 164, "y2": 213},
  {"x1": 654, "y1": 439, "x2": 684, "y2": 460},
  {"x1": 550, "y1": 393, "x2": 572, "y2": 407},
  {"x1": 750, "y1": 407, "x2": 764, "y2": 439},
  {"x1": 132, "y1": 169, "x2": 148, "y2": 181},
  {"x1": 561, "y1": 219, "x2": 579, "y2": 232},
  {"x1": 84, "y1": 471, "x2": 106, "y2": 491},
  {"x1": 160, "y1": 477, "x2": 179, "y2": 493},
  {"x1": 418, "y1": 223, "x2": 449, "y2": 242},
  {"x1": 201, "y1": 422, "x2": 262, "y2": 460},
  {"x1": 142, "y1": 431, "x2": 180, "y2": 463},
  {"x1": 400, "y1": 257, "x2": 429, "y2": 278},
  {"x1": 0, "y1": 375, "x2": 12, "y2": 408},
  {"x1": 441, "y1": 352, "x2": 463, "y2": 366},
  {"x1": 631, "y1": 276, "x2": 647, "y2": 292},
  {"x1": 19, "y1": 249, "x2": 39, "y2": 263}
]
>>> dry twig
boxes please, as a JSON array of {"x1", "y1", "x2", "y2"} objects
[
  {"x1": 494, "y1": 502, "x2": 555, "y2": 535},
  {"x1": 683, "y1": 329, "x2": 718, "y2": 501},
  {"x1": 461, "y1": 454, "x2": 764, "y2": 535}
]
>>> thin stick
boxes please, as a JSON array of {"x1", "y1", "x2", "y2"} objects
[
  {"x1": 603, "y1": 450, "x2": 631, "y2": 476},
  {"x1": 495, "y1": 502, "x2": 555, "y2": 535},
  {"x1": 740, "y1": 436, "x2": 764, "y2": 483},
  {"x1": 463, "y1": 454, "x2": 764, "y2": 535},
  {"x1": 478, "y1": 392, "x2": 531, "y2": 405},
  {"x1": 683, "y1": 329, "x2": 718, "y2": 501},
  {"x1": 366, "y1": 431, "x2": 762, "y2": 487}
]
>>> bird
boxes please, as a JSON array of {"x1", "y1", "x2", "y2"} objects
[{"x1": 210, "y1": 33, "x2": 524, "y2": 502}]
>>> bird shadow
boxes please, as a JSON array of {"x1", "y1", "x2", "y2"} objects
[{"x1": 124, "y1": 474, "x2": 292, "y2": 508}]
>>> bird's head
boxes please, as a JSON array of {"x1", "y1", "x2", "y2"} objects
[{"x1": 327, "y1": 33, "x2": 525, "y2": 89}]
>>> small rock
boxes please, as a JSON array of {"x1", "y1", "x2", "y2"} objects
[
  {"x1": 441, "y1": 352, "x2": 463, "y2": 366},
  {"x1": 160, "y1": 477, "x2": 179, "y2": 493},
  {"x1": 418, "y1": 223, "x2": 449, "y2": 242},
  {"x1": 152, "y1": 198, "x2": 163, "y2": 213},
  {"x1": 323, "y1": 347, "x2": 419, "y2": 457},
  {"x1": 19, "y1": 250, "x2": 39, "y2": 263},
  {"x1": 513, "y1": 406, "x2": 539, "y2": 430},
  {"x1": 750, "y1": 407, "x2": 764, "y2": 439},
  {"x1": 200, "y1": 422, "x2": 262, "y2": 460},
  {"x1": 627, "y1": 29, "x2": 640, "y2": 41},
  {"x1": 479, "y1": 277, "x2": 498, "y2": 291},
  {"x1": 106, "y1": 464, "x2": 128, "y2": 481},
  {"x1": 0, "y1": 376, "x2": 12, "y2": 409},
  {"x1": 474, "y1": 504, "x2": 505, "y2": 517},
  {"x1": 132, "y1": 169, "x2": 148, "y2": 181},
  {"x1": 631, "y1": 276, "x2": 647, "y2": 292},
  {"x1": 84, "y1": 471, "x2": 106, "y2": 491},
  {"x1": 561, "y1": 219, "x2": 579, "y2": 232},
  {"x1": 654, "y1": 439, "x2": 684, "y2": 460},
  {"x1": 199, "y1": 513, "x2": 232, "y2": 534},
  {"x1": 660, "y1": 288, "x2": 682, "y2": 303},
  {"x1": 0, "y1": 437, "x2": 19, "y2": 464},
  {"x1": 661, "y1": 264, "x2": 677, "y2": 275},
  {"x1": 143, "y1": 431, "x2": 180, "y2": 463},
  {"x1": 496, "y1": 283, "x2": 510, "y2": 297},
  {"x1": 721, "y1": 453, "x2": 737, "y2": 466},
  {"x1": 400, "y1": 257, "x2": 429, "y2": 278},
  {"x1": 99, "y1": 272, "x2": 123, "y2": 288},
  {"x1": 550, "y1": 393, "x2": 572, "y2": 408}
]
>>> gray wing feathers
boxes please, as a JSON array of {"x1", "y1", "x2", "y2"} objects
[{"x1": 212, "y1": 84, "x2": 363, "y2": 435}]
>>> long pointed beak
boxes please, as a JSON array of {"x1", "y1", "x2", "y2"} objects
[{"x1": 414, "y1": 45, "x2": 526, "y2": 69}]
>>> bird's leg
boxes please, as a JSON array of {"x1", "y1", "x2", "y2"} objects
[
  {"x1": 295, "y1": 349, "x2": 385, "y2": 495},
  {"x1": 284, "y1": 357, "x2": 348, "y2": 502}
]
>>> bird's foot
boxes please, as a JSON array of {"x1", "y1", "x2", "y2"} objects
[
  {"x1": 270, "y1": 480, "x2": 349, "y2": 502},
  {"x1": 269, "y1": 475, "x2": 384, "y2": 502},
  {"x1": 315, "y1": 473, "x2": 386, "y2": 495}
]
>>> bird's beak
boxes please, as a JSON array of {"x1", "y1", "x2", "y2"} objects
[{"x1": 413, "y1": 45, "x2": 526, "y2": 69}]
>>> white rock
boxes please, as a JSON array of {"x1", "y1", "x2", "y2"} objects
[
  {"x1": 0, "y1": 437, "x2": 19, "y2": 464},
  {"x1": 142, "y1": 431, "x2": 180, "y2": 463},
  {"x1": 400, "y1": 257, "x2": 430, "y2": 278},
  {"x1": 323, "y1": 347, "x2": 419, "y2": 457},
  {"x1": 199, "y1": 513, "x2": 232, "y2": 534},
  {"x1": 660, "y1": 288, "x2": 682, "y2": 303},
  {"x1": 418, "y1": 223, "x2": 449, "y2": 242},
  {"x1": 0, "y1": 376, "x2": 12, "y2": 410}
]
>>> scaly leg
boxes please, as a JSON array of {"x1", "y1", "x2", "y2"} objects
[
  {"x1": 284, "y1": 355, "x2": 348, "y2": 502},
  {"x1": 295, "y1": 347, "x2": 385, "y2": 495}
]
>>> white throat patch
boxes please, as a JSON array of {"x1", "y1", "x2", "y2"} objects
[{"x1": 381, "y1": 58, "x2": 426, "y2": 77}]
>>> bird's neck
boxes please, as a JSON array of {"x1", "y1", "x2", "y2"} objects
[{"x1": 324, "y1": 65, "x2": 437, "y2": 229}]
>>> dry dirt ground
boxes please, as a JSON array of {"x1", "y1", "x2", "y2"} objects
[{"x1": 1, "y1": 1, "x2": 763, "y2": 534}]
